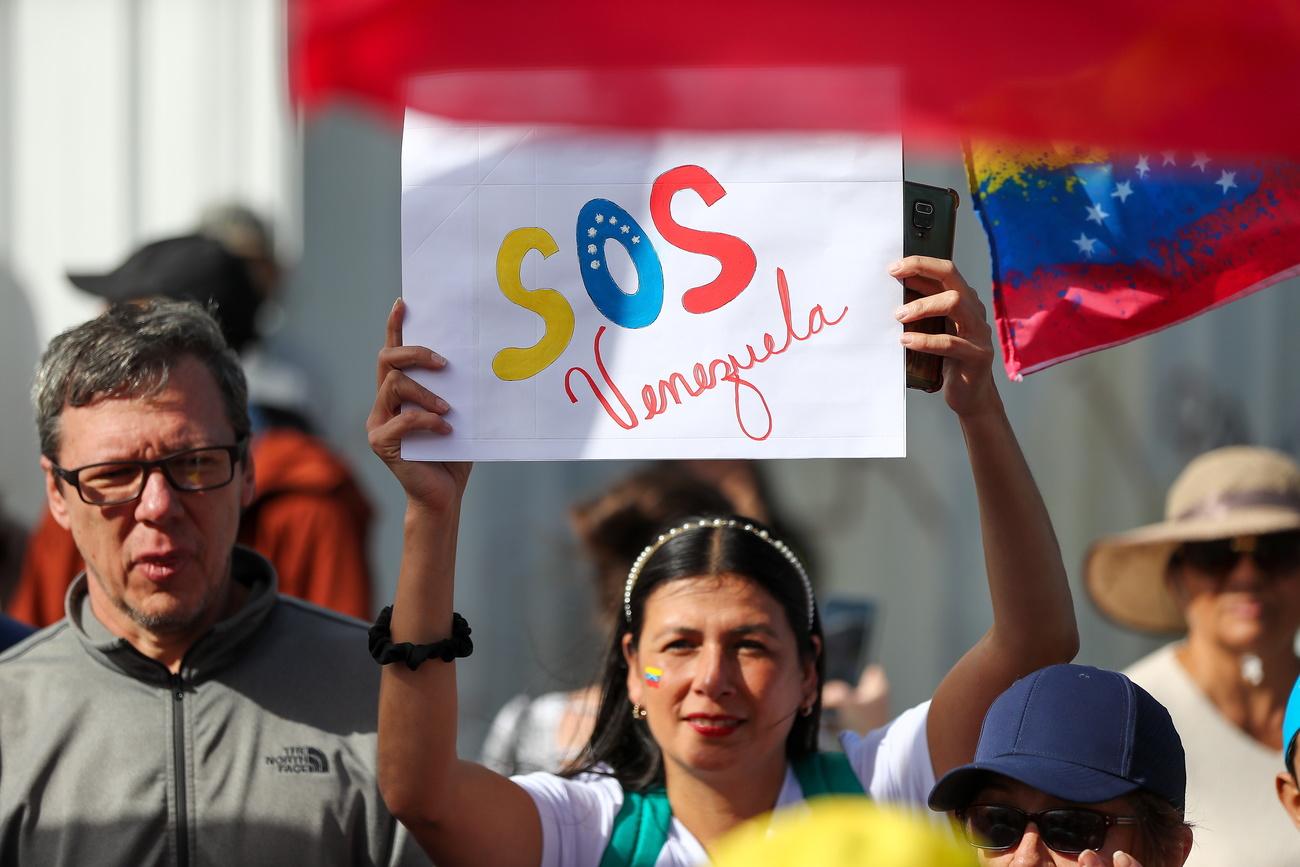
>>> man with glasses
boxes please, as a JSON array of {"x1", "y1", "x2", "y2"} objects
[
  {"x1": 1085, "y1": 446, "x2": 1300, "y2": 867},
  {"x1": 0, "y1": 300, "x2": 428, "y2": 865},
  {"x1": 9, "y1": 230, "x2": 374, "y2": 628}
]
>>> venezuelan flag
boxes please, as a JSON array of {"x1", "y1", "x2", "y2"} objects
[{"x1": 967, "y1": 142, "x2": 1300, "y2": 379}]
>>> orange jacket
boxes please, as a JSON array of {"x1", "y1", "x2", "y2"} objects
[{"x1": 8, "y1": 428, "x2": 373, "y2": 628}]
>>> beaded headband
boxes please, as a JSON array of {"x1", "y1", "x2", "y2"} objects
[{"x1": 623, "y1": 517, "x2": 816, "y2": 630}]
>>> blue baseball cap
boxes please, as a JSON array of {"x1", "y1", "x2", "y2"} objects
[
  {"x1": 928, "y1": 664, "x2": 1186, "y2": 811},
  {"x1": 1284, "y1": 675, "x2": 1300, "y2": 774}
]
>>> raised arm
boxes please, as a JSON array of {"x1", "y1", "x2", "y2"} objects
[
  {"x1": 368, "y1": 300, "x2": 543, "y2": 867},
  {"x1": 890, "y1": 257, "x2": 1079, "y2": 778}
]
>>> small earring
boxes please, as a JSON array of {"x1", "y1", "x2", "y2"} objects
[
  {"x1": 799, "y1": 704, "x2": 813, "y2": 717},
  {"x1": 632, "y1": 703, "x2": 647, "y2": 719}
]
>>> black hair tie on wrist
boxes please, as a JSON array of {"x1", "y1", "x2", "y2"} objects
[{"x1": 368, "y1": 606, "x2": 473, "y2": 670}]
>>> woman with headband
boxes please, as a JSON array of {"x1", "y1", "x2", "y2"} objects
[{"x1": 366, "y1": 257, "x2": 1078, "y2": 867}]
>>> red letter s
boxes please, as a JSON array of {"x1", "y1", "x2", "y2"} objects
[{"x1": 650, "y1": 165, "x2": 757, "y2": 315}]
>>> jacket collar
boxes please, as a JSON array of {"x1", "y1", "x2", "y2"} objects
[{"x1": 66, "y1": 545, "x2": 279, "y2": 686}]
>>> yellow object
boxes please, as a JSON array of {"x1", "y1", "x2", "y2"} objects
[
  {"x1": 710, "y1": 798, "x2": 975, "y2": 867},
  {"x1": 491, "y1": 227, "x2": 574, "y2": 381}
]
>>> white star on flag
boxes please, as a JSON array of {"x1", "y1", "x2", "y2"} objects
[
  {"x1": 1216, "y1": 170, "x2": 1238, "y2": 193},
  {"x1": 1111, "y1": 181, "x2": 1134, "y2": 203},
  {"x1": 1085, "y1": 203, "x2": 1110, "y2": 224},
  {"x1": 1162, "y1": 151, "x2": 1178, "y2": 166},
  {"x1": 1192, "y1": 152, "x2": 1212, "y2": 171},
  {"x1": 1136, "y1": 156, "x2": 1151, "y2": 178},
  {"x1": 1073, "y1": 233, "x2": 1099, "y2": 257}
]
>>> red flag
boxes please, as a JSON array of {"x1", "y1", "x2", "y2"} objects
[{"x1": 291, "y1": 0, "x2": 1300, "y2": 158}]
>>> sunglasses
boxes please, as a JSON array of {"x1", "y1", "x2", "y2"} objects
[
  {"x1": 957, "y1": 804, "x2": 1138, "y2": 854},
  {"x1": 1176, "y1": 531, "x2": 1300, "y2": 577}
]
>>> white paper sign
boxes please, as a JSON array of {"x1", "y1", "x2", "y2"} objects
[{"x1": 400, "y1": 113, "x2": 904, "y2": 460}]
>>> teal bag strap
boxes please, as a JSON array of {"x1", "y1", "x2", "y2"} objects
[
  {"x1": 600, "y1": 787, "x2": 673, "y2": 867},
  {"x1": 792, "y1": 752, "x2": 867, "y2": 798}
]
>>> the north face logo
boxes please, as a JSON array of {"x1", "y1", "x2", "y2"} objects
[{"x1": 265, "y1": 746, "x2": 331, "y2": 774}]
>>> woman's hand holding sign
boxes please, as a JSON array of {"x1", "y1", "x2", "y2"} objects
[
  {"x1": 890, "y1": 256, "x2": 997, "y2": 418},
  {"x1": 368, "y1": 298, "x2": 471, "y2": 514}
]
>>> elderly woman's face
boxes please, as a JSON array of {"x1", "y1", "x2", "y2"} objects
[
  {"x1": 962, "y1": 777, "x2": 1141, "y2": 867},
  {"x1": 1170, "y1": 533, "x2": 1300, "y2": 656}
]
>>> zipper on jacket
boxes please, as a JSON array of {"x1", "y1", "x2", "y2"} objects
[{"x1": 171, "y1": 672, "x2": 190, "y2": 867}]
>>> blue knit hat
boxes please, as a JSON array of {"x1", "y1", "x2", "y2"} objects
[{"x1": 928, "y1": 664, "x2": 1186, "y2": 811}]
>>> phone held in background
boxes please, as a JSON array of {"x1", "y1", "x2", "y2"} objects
[
  {"x1": 902, "y1": 181, "x2": 959, "y2": 393},
  {"x1": 821, "y1": 594, "x2": 879, "y2": 686}
]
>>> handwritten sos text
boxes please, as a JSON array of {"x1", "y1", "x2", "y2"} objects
[{"x1": 492, "y1": 164, "x2": 848, "y2": 440}]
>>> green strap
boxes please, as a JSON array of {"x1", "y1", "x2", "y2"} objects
[
  {"x1": 600, "y1": 754, "x2": 865, "y2": 867},
  {"x1": 791, "y1": 752, "x2": 866, "y2": 798},
  {"x1": 599, "y1": 788, "x2": 673, "y2": 867}
]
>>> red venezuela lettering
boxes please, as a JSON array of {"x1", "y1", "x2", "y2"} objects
[{"x1": 563, "y1": 268, "x2": 848, "y2": 441}]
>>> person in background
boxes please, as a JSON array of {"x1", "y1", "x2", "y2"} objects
[
  {"x1": 1084, "y1": 445, "x2": 1300, "y2": 867},
  {"x1": 0, "y1": 299, "x2": 426, "y2": 864},
  {"x1": 929, "y1": 664, "x2": 1192, "y2": 867},
  {"x1": 1275, "y1": 674, "x2": 1300, "y2": 830},
  {"x1": 8, "y1": 227, "x2": 374, "y2": 625},
  {"x1": 197, "y1": 203, "x2": 327, "y2": 435}
]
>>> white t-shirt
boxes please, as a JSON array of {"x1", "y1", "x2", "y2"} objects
[{"x1": 513, "y1": 700, "x2": 935, "y2": 867}]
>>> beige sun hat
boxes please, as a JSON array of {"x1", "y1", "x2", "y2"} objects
[{"x1": 1085, "y1": 445, "x2": 1300, "y2": 633}]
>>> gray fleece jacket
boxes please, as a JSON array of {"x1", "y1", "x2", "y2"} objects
[{"x1": 0, "y1": 546, "x2": 430, "y2": 867}]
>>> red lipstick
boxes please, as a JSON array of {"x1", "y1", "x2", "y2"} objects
[{"x1": 685, "y1": 715, "x2": 742, "y2": 737}]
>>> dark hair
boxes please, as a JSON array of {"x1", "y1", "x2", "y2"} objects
[
  {"x1": 569, "y1": 465, "x2": 737, "y2": 618},
  {"x1": 564, "y1": 516, "x2": 824, "y2": 791},
  {"x1": 1127, "y1": 789, "x2": 1193, "y2": 867},
  {"x1": 33, "y1": 299, "x2": 251, "y2": 460}
]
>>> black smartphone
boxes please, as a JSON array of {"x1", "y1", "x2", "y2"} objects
[
  {"x1": 820, "y1": 595, "x2": 878, "y2": 685},
  {"x1": 902, "y1": 181, "x2": 959, "y2": 392}
]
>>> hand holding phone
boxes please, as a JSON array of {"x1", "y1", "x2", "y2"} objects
[{"x1": 902, "y1": 182, "x2": 959, "y2": 392}]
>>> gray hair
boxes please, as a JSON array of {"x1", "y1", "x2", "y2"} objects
[{"x1": 33, "y1": 299, "x2": 251, "y2": 460}]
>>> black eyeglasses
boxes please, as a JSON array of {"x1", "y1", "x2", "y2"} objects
[
  {"x1": 50, "y1": 441, "x2": 248, "y2": 506},
  {"x1": 957, "y1": 804, "x2": 1138, "y2": 855},
  {"x1": 1176, "y1": 531, "x2": 1300, "y2": 578}
]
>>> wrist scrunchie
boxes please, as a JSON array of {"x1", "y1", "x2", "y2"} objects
[{"x1": 368, "y1": 606, "x2": 473, "y2": 670}]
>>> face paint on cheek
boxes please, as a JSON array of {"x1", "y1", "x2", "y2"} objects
[{"x1": 644, "y1": 667, "x2": 662, "y2": 687}]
